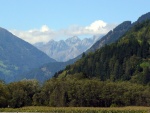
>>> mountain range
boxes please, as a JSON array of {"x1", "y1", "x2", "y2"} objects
[
  {"x1": 34, "y1": 36, "x2": 100, "y2": 62},
  {"x1": 0, "y1": 12, "x2": 150, "y2": 83},
  {"x1": 24, "y1": 12, "x2": 150, "y2": 83},
  {"x1": 23, "y1": 22, "x2": 128, "y2": 82},
  {"x1": 0, "y1": 28, "x2": 55, "y2": 83}
]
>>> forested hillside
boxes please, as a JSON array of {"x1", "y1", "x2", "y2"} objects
[{"x1": 57, "y1": 20, "x2": 150, "y2": 84}]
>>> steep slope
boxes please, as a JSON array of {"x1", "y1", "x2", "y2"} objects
[
  {"x1": 0, "y1": 27, "x2": 55, "y2": 83},
  {"x1": 34, "y1": 36, "x2": 100, "y2": 61},
  {"x1": 57, "y1": 20, "x2": 150, "y2": 84}
]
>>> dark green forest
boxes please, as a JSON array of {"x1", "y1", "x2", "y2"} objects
[
  {"x1": 0, "y1": 20, "x2": 150, "y2": 108},
  {"x1": 0, "y1": 79, "x2": 150, "y2": 108},
  {"x1": 58, "y1": 20, "x2": 150, "y2": 84}
]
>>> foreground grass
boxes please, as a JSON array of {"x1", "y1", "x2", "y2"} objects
[{"x1": 0, "y1": 106, "x2": 150, "y2": 113}]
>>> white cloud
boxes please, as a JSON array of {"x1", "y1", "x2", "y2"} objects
[
  {"x1": 10, "y1": 20, "x2": 117, "y2": 44},
  {"x1": 40, "y1": 25, "x2": 49, "y2": 32},
  {"x1": 85, "y1": 20, "x2": 107, "y2": 32}
]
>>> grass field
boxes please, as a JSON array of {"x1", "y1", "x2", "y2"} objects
[{"x1": 0, "y1": 106, "x2": 150, "y2": 113}]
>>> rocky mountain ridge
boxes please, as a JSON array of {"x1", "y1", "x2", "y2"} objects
[{"x1": 34, "y1": 36, "x2": 100, "y2": 61}]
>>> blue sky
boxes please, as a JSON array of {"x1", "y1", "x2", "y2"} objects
[{"x1": 0, "y1": 0, "x2": 150, "y2": 43}]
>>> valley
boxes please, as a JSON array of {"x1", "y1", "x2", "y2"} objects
[{"x1": 0, "y1": 2, "x2": 149, "y2": 111}]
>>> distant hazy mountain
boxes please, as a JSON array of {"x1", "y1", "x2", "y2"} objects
[
  {"x1": 0, "y1": 27, "x2": 55, "y2": 83},
  {"x1": 34, "y1": 36, "x2": 100, "y2": 62}
]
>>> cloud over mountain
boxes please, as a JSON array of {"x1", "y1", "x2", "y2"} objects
[{"x1": 10, "y1": 20, "x2": 117, "y2": 44}]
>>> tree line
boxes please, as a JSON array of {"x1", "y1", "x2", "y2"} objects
[{"x1": 0, "y1": 78, "x2": 150, "y2": 108}]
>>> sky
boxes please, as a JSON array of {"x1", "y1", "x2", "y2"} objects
[{"x1": 0, "y1": 0, "x2": 150, "y2": 44}]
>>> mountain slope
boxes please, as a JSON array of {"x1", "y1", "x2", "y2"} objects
[
  {"x1": 0, "y1": 27, "x2": 55, "y2": 83},
  {"x1": 57, "y1": 20, "x2": 150, "y2": 84},
  {"x1": 34, "y1": 36, "x2": 100, "y2": 61}
]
